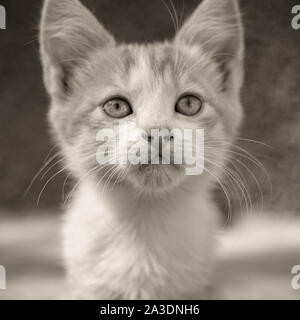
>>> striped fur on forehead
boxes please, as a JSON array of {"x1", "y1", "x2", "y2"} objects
[
  {"x1": 121, "y1": 43, "x2": 221, "y2": 96},
  {"x1": 66, "y1": 42, "x2": 224, "y2": 104},
  {"x1": 126, "y1": 44, "x2": 180, "y2": 91}
]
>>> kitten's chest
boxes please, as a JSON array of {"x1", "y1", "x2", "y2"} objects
[{"x1": 63, "y1": 188, "x2": 218, "y2": 299}]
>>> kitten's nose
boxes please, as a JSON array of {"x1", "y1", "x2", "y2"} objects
[{"x1": 142, "y1": 131, "x2": 174, "y2": 142}]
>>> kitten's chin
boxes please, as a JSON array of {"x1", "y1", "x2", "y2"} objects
[{"x1": 127, "y1": 164, "x2": 186, "y2": 193}]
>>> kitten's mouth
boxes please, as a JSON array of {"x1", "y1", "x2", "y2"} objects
[
  {"x1": 138, "y1": 162, "x2": 180, "y2": 171},
  {"x1": 127, "y1": 162, "x2": 184, "y2": 191}
]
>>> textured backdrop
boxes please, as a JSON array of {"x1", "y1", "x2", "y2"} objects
[{"x1": 0, "y1": 0, "x2": 299, "y2": 214}]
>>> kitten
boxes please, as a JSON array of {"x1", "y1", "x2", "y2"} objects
[{"x1": 40, "y1": 0, "x2": 244, "y2": 299}]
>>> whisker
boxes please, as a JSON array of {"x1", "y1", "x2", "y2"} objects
[
  {"x1": 65, "y1": 160, "x2": 115, "y2": 205},
  {"x1": 37, "y1": 165, "x2": 69, "y2": 206},
  {"x1": 41, "y1": 158, "x2": 65, "y2": 180},
  {"x1": 161, "y1": 0, "x2": 177, "y2": 33},
  {"x1": 24, "y1": 152, "x2": 60, "y2": 197},
  {"x1": 206, "y1": 157, "x2": 252, "y2": 217},
  {"x1": 235, "y1": 137, "x2": 273, "y2": 148},
  {"x1": 62, "y1": 172, "x2": 72, "y2": 202},
  {"x1": 101, "y1": 166, "x2": 121, "y2": 200},
  {"x1": 169, "y1": 0, "x2": 179, "y2": 31},
  {"x1": 228, "y1": 155, "x2": 264, "y2": 212},
  {"x1": 180, "y1": 0, "x2": 185, "y2": 28},
  {"x1": 203, "y1": 167, "x2": 232, "y2": 224}
]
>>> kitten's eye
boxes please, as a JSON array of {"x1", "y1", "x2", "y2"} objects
[
  {"x1": 103, "y1": 98, "x2": 132, "y2": 118},
  {"x1": 175, "y1": 95, "x2": 203, "y2": 116}
]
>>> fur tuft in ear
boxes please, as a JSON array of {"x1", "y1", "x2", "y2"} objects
[
  {"x1": 40, "y1": 0, "x2": 115, "y2": 97},
  {"x1": 175, "y1": 0, "x2": 244, "y2": 93}
]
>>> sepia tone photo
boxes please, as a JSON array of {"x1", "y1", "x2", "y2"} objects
[{"x1": 0, "y1": 0, "x2": 300, "y2": 300}]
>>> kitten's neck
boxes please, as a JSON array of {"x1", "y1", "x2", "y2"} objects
[
  {"x1": 75, "y1": 177, "x2": 216, "y2": 226},
  {"x1": 66, "y1": 177, "x2": 219, "y2": 300}
]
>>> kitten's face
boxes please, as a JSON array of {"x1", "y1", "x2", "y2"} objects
[{"x1": 40, "y1": 0, "x2": 244, "y2": 193}]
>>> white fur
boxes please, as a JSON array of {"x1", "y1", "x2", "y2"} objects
[{"x1": 63, "y1": 181, "x2": 219, "y2": 299}]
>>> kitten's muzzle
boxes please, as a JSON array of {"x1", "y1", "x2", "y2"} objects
[
  {"x1": 142, "y1": 131, "x2": 174, "y2": 158},
  {"x1": 142, "y1": 132, "x2": 174, "y2": 143}
]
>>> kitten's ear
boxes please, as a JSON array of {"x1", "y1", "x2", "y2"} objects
[
  {"x1": 175, "y1": 0, "x2": 244, "y2": 93},
  {"x1": 40, "y1": 0, "x2": 115, "y2": 97}
]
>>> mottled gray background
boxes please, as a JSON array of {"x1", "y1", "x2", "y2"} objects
[{"x1": 0, "y1": 0, "x2": 300, "y2": 214}]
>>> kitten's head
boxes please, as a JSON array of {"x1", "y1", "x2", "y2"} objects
[{"x1": 40, "y1": 0, "x2": 244, "y2": 194}]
